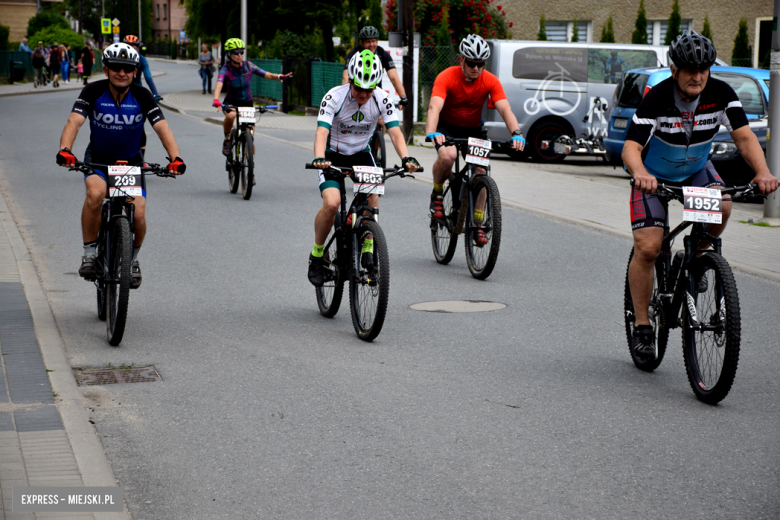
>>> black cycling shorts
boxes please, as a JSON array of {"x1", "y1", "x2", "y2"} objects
[
  {"x1": 317, "y1": 150, "x2": 376, "y2": 193},
  {"x1": 223, "y1": 97, "x2": 254, "y2": 108},
  {"x1": 630, "y1": 160, "x2": 725, "y2": 230},
  {"x1": 84, "y1": 145, "x2": 147, "y2": 198},
  {"x1": 435, "y1": 121, "x2": 486, "y2": 153}
]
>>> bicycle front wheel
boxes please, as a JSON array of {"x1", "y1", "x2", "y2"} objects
[
  {"x1": 241, "y1": 131, "x2": 254, "y2": 200},
  {"x1": 96, "y1": 238, "x2": 107, "y2": 321},
  {"x1": 349, "y1": 220, "x2": 389, "y2": 341},
  {"x1": 106, "y1": 218, "x2": 133, "y2": 346},
  {"x1": 316, "y1": 225, "x2": 345, "y2": 318},
  {"x1": 624, "y1": 248, "x2": 669, "y2": 372},
  {"x1": 465, "y1": 175, "x2": 502, "y2": 279},
  {"x1": 228, "y1": 130, "x2": 240, "y2": 194},
  {"x1": 430, "y1": 179, "x2": 458, "y2": 264},
  {"x1": 682, "y1": 253, "x2": 741, "y2": 404}
]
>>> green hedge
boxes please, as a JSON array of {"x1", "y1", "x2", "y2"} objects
[{"x1": 249, "y1": 59, "x2": 283, "y2": 100}]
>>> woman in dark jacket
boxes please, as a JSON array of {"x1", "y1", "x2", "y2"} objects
[
  {"x1": 81, "y1": 43, "x2": 94, "y2": 85},
  {"x1": 49, "y1": 44, "x2": 61, "y2": 87}
]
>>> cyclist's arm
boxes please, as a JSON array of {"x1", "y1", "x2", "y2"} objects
[
  {"x1": 314, "y1": 126, "x2": 329, "y2": 158},
  {"x1": 341, "y1": 69, "x2": 350, "y2": 85},
  {"x1": 493, "y1": 98, "x2": 521, "y2": 135},
  {"x1": 731, "y1": 125, "x2": 778, "y2": 194},
  {"x1": 59, "y1": 113, "x2": 87, "y2": 151},
  {"x1": 151, "y1": 120, "x2": 182, "y2": 164},
  {"x1": 386, "y1": 125, "x2": 417, "y2": 171},
  {"x1": 623, "y1": 141, "x2": 657, "y2": 194},
  {"x1": 385, "y1": 68, "x2": 406, "y2": 98},
  {"x1": 425, "y1": 96, "x2": 445, "y2": 135}
]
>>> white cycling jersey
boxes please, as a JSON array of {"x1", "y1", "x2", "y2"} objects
[{"x1": 317, "y1": 84, "x2": 400, "y2": 155}]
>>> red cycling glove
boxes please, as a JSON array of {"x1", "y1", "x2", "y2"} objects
[
  {"x1": 212, "y1": 99, "x2": 222, "y2": 108},
  {"x1": 56, "y1": 148, "x2": 77, "y2": 166},
  {"x1": 166, "y1": 156, "x2": 186, "y2": 174}
]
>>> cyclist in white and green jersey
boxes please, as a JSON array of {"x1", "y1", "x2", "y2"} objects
[{"x1": 307, "y1": 50, "x2": 419, "y2": 286}]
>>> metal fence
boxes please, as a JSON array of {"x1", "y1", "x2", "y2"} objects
[
  {"x1": 1, "y1": 51, "x2": 33, "y2": 76},
  {"x1": 311, "y1": 61, "x2": 344, "y2": 106},
  {"x1": 417, "y1": 46, "x2": 459, "y2": 122},
  {"x1": 250, "y1": 59, "x2": 283, "y2": 100}
]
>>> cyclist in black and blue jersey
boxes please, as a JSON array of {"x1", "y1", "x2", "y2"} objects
[
  {"x1": 623, "y1": 31, "x2": 778, "y2": 359},
  {"x1": 56, "y1": 42, "x2": 186, "y2": 289}
]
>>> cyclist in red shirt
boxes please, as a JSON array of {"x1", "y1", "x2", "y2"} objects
[{"x1": 426, "y1": 35, "x2": 525, "y2": 244}]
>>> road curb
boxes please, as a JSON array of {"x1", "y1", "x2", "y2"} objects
[
  {"x1": 0, "y1": 172, "x2": 130, "y2": 519},
  {"x1": 0, "y1": 70, "x2": 167, "y2": 98}
]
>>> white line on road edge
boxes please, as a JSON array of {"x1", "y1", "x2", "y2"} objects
[{"x1": 0, "y1": 171, "x2": 130, "y2": 520}]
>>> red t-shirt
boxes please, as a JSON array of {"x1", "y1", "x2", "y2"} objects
[{"x1": 431, "y1": 66, "x2": 507, "y2": 127}]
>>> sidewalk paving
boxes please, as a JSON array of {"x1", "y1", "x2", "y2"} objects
[
  {"x1": 160, "y1": 90, "x2": 780, "y2": 282},
  {"x1": 0, "y1": 177, "x2": 128, "y2": 518},
  {"x1": 0, "y1": 71, "x2": 165, "y2": 98}
]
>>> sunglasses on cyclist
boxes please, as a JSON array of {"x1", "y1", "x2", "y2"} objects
[
  {"x1": 107, "y1": 63, "x2": 136, "y2": 74},
  {"x1": 353, "y1": 85, "x2": 375, "y2": 94},
  {"x1": 464, "y1": 59, "x2": 486, "y2": 69},
  {"x1": 230, "y1": 50, "x2": 245, "y2": 56}
]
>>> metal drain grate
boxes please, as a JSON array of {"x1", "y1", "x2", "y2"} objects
[
  {"x1": 409, "y1": 300, "x2": 507, "y2": 313},
  {"x1": 73, "y1": 366, "x2": 162, "y2": 386}
]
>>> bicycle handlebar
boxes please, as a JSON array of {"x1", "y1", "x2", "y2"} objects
[
  {"x1": 304, "y1": 163, "x2": 422, "y2": 181},
  {"x1": 68, "y1": 161, "x2": 179, "y2": 178},
  {"x1": 424, "y1": 137, "x2": 514, "y2": 148},
  {"x1": 629, "y1": 178, "x2": 761, "y2": 202},
  {"x1": 221, "y1": 104, "x2": 274, "y2": 115}
]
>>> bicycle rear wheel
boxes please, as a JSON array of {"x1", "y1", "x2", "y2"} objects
[
  {"x1": 106, "y1": 218, "x2": 133, "y2": 346},
  {"x1": 682, "y1": 253, "x2": 741, "y2": 404},
  {"x1": 465, "y1": 175, "x2": 502, "y2": 279},
  {"x1": 431, "y1": 179, "x2": 459, "y2": 265},
  {"x1": 228, "y1": 130, "x2": 240, "y2": 193},
  {"x1": 624, "y1": 248, "x2": 669, "y2": 372},
  {"x1": 96, "y1": 239, "x2": 107, "y2": 321},
  {"x1": 371, "y1": 130, "x2": 386, "y2": 169},
  {"x1": 241, "y1": 131, "x2": 254, "y2": 200},
  {"x1": 349, "y1": 220, "x2": 389, "y2": 341},
  {"x1": 316, "y1": 226, "x2": 345, "y2": 318}
]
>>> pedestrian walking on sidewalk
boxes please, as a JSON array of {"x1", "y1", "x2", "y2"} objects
[
  {"x1": 199, "y1": 44, "x2": 214, "y2": 94},
  {"x1": 18, "y1": 38, "x2": 32, "y2": 54},
  {"x1": 32, "y1": 47, "x2": 46, "y2": 87},
  {"x1": 60, "y1": 45, "x2": 71, "y2": 84},
  {"x1": 81, "y1": 43, "x2": 94, "y2": 85},
  {"x1": 50, "y1": 43, "x2": 61, "y2": 87}
]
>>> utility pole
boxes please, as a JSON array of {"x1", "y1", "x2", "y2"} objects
[
  {"x1": 78, "y1": 0, "x2": 83, "y2": 34},
  {"x1": 765, "y1": 0, "x2": 780, "y2": 225},
  {"x1": 139, "y1": 0, "x2": 142, "y2": 42},
  {"x1": 241, "y1": 0, "x2": 247, "y2": 49},
  {"x1": 402, "y1": 0, "x2": 414, "y2": 142}
]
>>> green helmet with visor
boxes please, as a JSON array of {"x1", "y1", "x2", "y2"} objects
[{"x1": 348, "y1": 49, "x2": 380, "y2": 89}]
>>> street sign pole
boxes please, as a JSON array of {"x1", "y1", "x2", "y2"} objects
[{"x1": 765, "y1": 0, "x2": 780, "y2": 224}]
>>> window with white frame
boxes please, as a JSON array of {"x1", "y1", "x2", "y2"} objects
[
  {"x1": 156, "y1": 4, "x2": 160, "y2": 20},
  {"x1": 647, "y1": 20, "x2": 692, "y2": 46},
  {"x1": 163, "y1": 4, "x2": 168, "y2": 20},
  {"x1": 544, "y1": 20, "x2": 592, "y2": 42}
]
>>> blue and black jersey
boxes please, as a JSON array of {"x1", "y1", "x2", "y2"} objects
[
  {"x1": 71, "y1": 80, "x2": 165, "y2": 159},
  {"x1": 626, "y1": 76, "x2": 749, "y2": 183}
]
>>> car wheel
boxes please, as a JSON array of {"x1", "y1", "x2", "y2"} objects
[{"x1": 528, "y1": 121, "x2": 568, "y2": 163}]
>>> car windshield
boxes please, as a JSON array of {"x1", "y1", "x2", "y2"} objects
[
  {"x1": 711, "y1": 72, "x2": 765, "y2": 115},
  {"x1": 616, "y1": 73, "x2": 649, "y2": 109}
]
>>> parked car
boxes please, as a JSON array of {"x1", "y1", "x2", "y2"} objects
[
  {"x1": 482, "y1": 41, "x2": 672, "y2": 161},
  {"x1": 603, "y1": 66, "x2": 769, "y2": 186}
]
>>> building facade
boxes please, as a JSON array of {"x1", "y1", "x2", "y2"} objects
[
  {"x1": 151, "y1": 0, "x2": 187, "y2": 42},
  {"x1": 502, "y1": 0, "x2": 772, "y2": 67},
  {"x1": 1, "y1": 0, "x2": 63, "y2": 42}
]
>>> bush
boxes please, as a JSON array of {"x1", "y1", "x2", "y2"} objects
[
  {"x1": 732, "y1": 18, "x2": 750, "y2": 65},
  {"x1": 26, "y1": 11, "x2": 69, "y2": 38},
  {"x1": 0, "y1": 25, "x2": 9, "y2": 50},
  {"x1": 264, "y1": 30, "x2": 318, "y2": 59},
  {"x1": 632, "y1": 0, "x2": 648, "y2": 45},
  {"x1": 538, "y1": 14, "x2": 547, "y2": 41},
  {"x1": 28, "y1": 26, "x2": 84, "y2": 49},
  {"x1": 600, "y1": 14, "x2": 616, "y2": 43}
]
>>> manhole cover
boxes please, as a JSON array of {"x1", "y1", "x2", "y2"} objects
[
  {"x1": 409, "y1": 300, "x2": 507, "y2": 313},
  {"x1": 73, "y1": 366, "x2": 162, "y2": 386}
]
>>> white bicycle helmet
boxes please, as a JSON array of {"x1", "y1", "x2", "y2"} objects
[
  {"x1": 348, "y1": 49, "x2": 381, "y2": 89},
  {"x1": 459, "y1": 34, "x2": 490, "y2": 60},
  {"x1": 102, "y1": 42, "x2": 139, "y2": 67}
]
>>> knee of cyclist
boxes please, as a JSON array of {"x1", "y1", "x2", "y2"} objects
[
  {"x1": 322, "y1": 199, "x2": 340, "y2": 215},
  {"x1": 634, "y1": 242, "x2": 661, "y2": 263},
  {"x1": 85, "y1": 189, "x2": 104, "y2": 207}
]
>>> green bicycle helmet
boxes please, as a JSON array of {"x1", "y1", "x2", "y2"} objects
[
  {"x1": 225, "y1": 38, "x2": 245, "y2": 52},
  {"x1": 348, "y1": 49, "x2": 380, "y2": 89}
]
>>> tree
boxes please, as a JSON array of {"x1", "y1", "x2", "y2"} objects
[
  {"x1": 0, "y1": 25, "x2": 9, "y2": 51},
  {"x1": 664, "y1": 0, "x2": 681, "y2": 45},
  {"x1": 27, "y1": 11, "x2": 69, "y2": 38},
  {"x1": 600, "y1": 14, "x2": 615, "y2": 43},
  {"x1": 571, "y1": 18, "x2": 579, "y2": 43},
  {"x1": 732, "y1": 18, "x2": 751, "y2": 66},
  {"x1": 631, "y1": 0, "x2": 648, "y2": 45},
  {"x1": 538, "y1": 14, "x2": 547, "y2": 41},
  {"x1": 29, "y1": 26, "x2": 85, "y2": 49},
  {"x1": 701, "y1": 16, "x2": 713, "y2": 42}
]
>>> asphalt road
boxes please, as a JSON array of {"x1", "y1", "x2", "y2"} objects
[{"x1": 0, "y1": 60, "x2": 778, "y2": 519}]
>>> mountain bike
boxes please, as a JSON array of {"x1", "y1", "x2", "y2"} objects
[
  {"x1": 304, "y1": 162, "x2": 420, "y2": 341},
  {"x1": 623, "y1": 180, "x2": 761, "y2": 404},
  {"x1": 69, "y1": 160, "x2": 178, "y2": 346},
  {"x1": 426, "y1": 136, "x2": 506, "y2": 280},
  {"x1": 222, "y1": 104, "x2": 275, "y2": 200}
]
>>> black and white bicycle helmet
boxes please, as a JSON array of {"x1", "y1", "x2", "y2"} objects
[
  {"x1": 668, "y1": 30, "x2": 716, "y2": 70},
  {"x1": 102, "y1": 42, "x2": 140, "y2": 67},
  {"x1": 459, "y1": 34, "x2": 490, "y2": 60}
]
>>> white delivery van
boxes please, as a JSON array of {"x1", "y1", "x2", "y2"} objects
[{"x1": 483, "y1": 41, "x2": 670, "y2": 162}]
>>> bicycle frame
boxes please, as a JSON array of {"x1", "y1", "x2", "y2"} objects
[{"x1": 439, "y1": 139, "x2": 493, "y2": 236}]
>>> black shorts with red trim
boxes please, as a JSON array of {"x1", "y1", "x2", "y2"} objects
[{"x1": 630, "y1": 160, "x2": 725, "y2": 230}]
